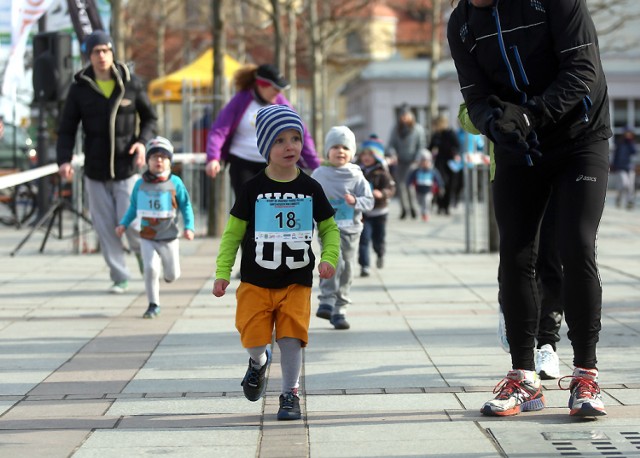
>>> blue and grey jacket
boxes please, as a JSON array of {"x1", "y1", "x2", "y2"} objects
[
  {"x1": 120, "y1": 174, "x2": 195, "y2": 241},
  {"x1": 447, "y1": 0, "x2": 611, "y2": 153}
]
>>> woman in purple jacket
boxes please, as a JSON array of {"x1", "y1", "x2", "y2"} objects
[{"x1": 205, "y1": 64, "x2": 320, "y2": 198}]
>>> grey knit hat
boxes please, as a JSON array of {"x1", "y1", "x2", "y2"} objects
[{"x1": 324, "y1": 126, "x2": 357, "y2": 159}]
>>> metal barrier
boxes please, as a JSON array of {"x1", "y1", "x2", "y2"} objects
[
  {"x1": 1, "y1": 153, "x2": 221, "y2": 254},
  {"x1": 463, "y1": 161, "x2": 492, "y2": 253}
]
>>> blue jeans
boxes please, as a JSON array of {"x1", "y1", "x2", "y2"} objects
[{"x1": 358, "y1": 214, "x2": 387, "y2": 268}]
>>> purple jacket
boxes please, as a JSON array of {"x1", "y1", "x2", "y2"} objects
[{"x1": 205, "y1": 90, "x2": 320, "y2": 170}]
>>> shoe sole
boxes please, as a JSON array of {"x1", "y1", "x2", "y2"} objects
[
  {"x1": 481, "y1": 396, "x2": 546, "y2": 417},
  {"x1": 570, "y1": 404, "x2": 607, "y2": 417},
  {"x1": 333, "y1": 323, "x2": 350, "y2": 330},
  {"x1": 277, "y1": 410, "x2": 302, "y2": 421}
]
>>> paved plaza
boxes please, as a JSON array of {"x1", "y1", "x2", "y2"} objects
[{"x1": 0, "y1": 193, "x2": 639, "y2": 457}]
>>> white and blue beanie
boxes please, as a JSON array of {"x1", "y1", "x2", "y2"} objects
[
  {"x1": 255, "y1": 105, "x2": 304, "y2": 162},
  {"x1": 145, "y1": 136, "x2": 174, "y2": 163}
]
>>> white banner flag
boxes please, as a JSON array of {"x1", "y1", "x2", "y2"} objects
[{"x1": 1, "y1": 0, "x2": 57, "y2": 98}]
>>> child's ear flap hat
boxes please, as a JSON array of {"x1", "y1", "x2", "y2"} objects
[
  {"x1": 255, "y1": 105, "x2": 304, "y2": 162},
  {"x1": 361, "y1": 135, "x2": 385, "y2": 164},
  {"x1": 145, "y1": 136, "x2": 174, "y2": 163}
]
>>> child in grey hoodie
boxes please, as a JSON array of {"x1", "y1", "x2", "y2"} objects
[{"x1": 311, "y1": 126, "x2": 374, "y2": 329}]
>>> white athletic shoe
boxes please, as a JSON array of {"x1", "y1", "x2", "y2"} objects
[
  {"x1": 535, "y1": 344, "x2": 560, "y2": 380},
  {"x1": 497, "y1": 309, "x2": 510, "y2": 353}
]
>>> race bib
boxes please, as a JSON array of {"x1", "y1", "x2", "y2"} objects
[
  {"x1": 330, "y1": 197, "x2": 355, "y2": 228},
  {"x1": 255, "y1": 197, "x2": 313, "y2": 241},
  {"x1": 416, "y1": 170, "x2": 434, "y2": 186},
  {"x1": 137, "y1": 189, "x2": 174, "y2": 218}
]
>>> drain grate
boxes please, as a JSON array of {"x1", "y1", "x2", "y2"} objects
[{"x1": 542, "y1": 431, "x2": 640, "y2": 457}]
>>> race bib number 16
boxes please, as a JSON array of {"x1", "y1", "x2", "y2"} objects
[
  {"x1": 255, "y1": 197, "x2": 313, "y2": 241},
  {"x1": 137, "y1": 189, "x2": 174, "y2": 218}
]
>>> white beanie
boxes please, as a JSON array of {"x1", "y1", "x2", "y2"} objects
[{"x1": 324, "y1": 126, "x2": 357, "y2": 158}]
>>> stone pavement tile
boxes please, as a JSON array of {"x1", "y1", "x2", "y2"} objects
[
  {"x1": 605, "y1": 388, "x2": 640, "y2": 405},
  {"x1": 0, "y1": 400, "x2": 17, "y2": 415},
  {"x1": 79, "y1": 329, "x2": 168, "y2": 354},
  {"x1": 117, "y1": 413, "x2": 261, "y2": 429},
  {"x1": 143, "y1": 347, "x2": 240, "y2": 368},
  {"x1": 106, "y1": 396, "x2": 261, "y2": 415},
  {"x1": 308, "y1": 420, "x2": 498, "y2": 457},
  {"x1": 0, "y1": 416, "x2": 117, "y2": 430},
  {"x1": 122, "y1": 377, "x2": 236, "y2": 394},
  {"x1": 304, "y1": 357, "x2": 445, "y2": 391},
  {"x1": 0, "y1": 430, "x2": 89, "y2": 458},
  {"x1": 73, "y1": 429, "x2": 258, "y2": 458},
  {"x1": 28, "y1": 380, "x2": 129, "y2": 396},
  {"x1": 0, "y1": 370, "x2": 51, "y2": 395},
  {"x1": 306, "y1": 392, "x2": 461, "y2": 411},
  {"x1": 53, "y1": 352, "x2": 151, "y2": 373},
  {"x1": 2, "y1": 399, "x2": 111, "y2": 418}
]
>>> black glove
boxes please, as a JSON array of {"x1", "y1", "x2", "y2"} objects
[
  {"x1": 486, "y1": 102, "x2": 543, "y2": 165},
  {"x1": 525, "y1": 131, "x2": 542, "y2": 159},
  {"x1": 487, "y1": 95, "x2": 538, "y2": 143},
  {"x1": 486, "y1": 107, "x2": 530, "y2": 155}
]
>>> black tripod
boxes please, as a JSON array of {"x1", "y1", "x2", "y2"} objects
[{"x1": 10, "y1": 178, "x2": 92, "y2": 256}]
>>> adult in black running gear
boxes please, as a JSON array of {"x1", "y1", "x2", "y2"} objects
[{"x1": 448, "y1": 0, "x2": 611, "y2": 417}]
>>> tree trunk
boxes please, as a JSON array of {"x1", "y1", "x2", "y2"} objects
[
  {"x1": 209, "y1": 0, "x2": 227, "y2": 237},
  {"x1": 271, "y1": 0, "x2": 283, "y2": 70},
  {"x1": 110, "y1": 0, "x2": 125, "y2": 60},
  {"x1": 428, "y1": 0, "x2": 442, "y2": 132},
  {"x1": 233, "y1": 1, "x2": 246, "y2": 63},
  {"x1": 286, "y1": 1, "x2": 297, "y2": 107},
  {"x1": 308, "y1": 0, "x2": 323, "y2": 154}
]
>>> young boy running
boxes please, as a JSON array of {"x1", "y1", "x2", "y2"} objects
[
  {"x1": 116, "y1": 136, "x2": 195, "y2": 318},
  {"x1": 212, "y1": 105, "x2": 340, "y2": 420}
]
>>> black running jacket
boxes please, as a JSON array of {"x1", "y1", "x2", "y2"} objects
[{"x1": 447, "y1": 0, "x2": 612, "y2": 152}]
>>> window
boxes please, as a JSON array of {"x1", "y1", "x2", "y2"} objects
[
  {"x1": 611, "y1": 98, "x2": 640, "y2": 133},
  {"x1": 346, "y1": 32, "x2": 363, "y2": 55}
]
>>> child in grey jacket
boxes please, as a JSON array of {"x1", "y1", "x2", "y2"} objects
[{"x1": 311, "y1": 126, "x2": 374, "y2": 329}]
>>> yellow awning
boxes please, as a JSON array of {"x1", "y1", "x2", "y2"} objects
[{"x1": 148, "y1": 50, "x2": 242, "y2": 103}]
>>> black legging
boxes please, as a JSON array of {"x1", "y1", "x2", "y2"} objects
[
  {"x1": 492, "y1": 140, "x2": 609, "y2": 371},
  {"x1": 535, "y1": 196, "x2": 564, "y2": 349},
  {"x1": 228, "y1": 154, "x2": 266, "y2": 199},
  {"x1": 497, "y1": 191, "x2": 564, "y2": 349}
]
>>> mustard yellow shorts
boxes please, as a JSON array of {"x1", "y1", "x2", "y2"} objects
[{"x1": 235, "y1": 282, "x2": 311, "y2": 348}]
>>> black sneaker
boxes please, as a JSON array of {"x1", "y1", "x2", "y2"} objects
[
  {"x1": 316, "y1": 303, "x2": 333, "y2": 320},
  {"x1": 330, "y1": 314, "x2": 350, "y2": 330},
  {"x1": 376, "y1": 256, "x2": 384, "y2": 269},
  {"x1": 241, "y1": 347, "x2": 272, "y2": 402},
  {"x1": 143, "y1": 303, "x2": 160, "y2": 319},
  {"x1": 277, "y1": 391, "x2": 301, "y2": 421}
]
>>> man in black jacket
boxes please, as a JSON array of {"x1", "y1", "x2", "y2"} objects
[
  {"x1": 57, "y1": 30, "x2": 157, "y2": 293},
  {"x1": 448, "y1": 0, "x2": 611, "y2": 418}
]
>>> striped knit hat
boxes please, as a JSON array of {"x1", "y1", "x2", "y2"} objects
[
  {"x1": 145, "y1": 136, "x2": 174, "y2": 163},
  {"x1": 255, "y1": 105, "x2": 304, "y2": 162},
  {"x1": 360, "y1": 134, "x2": 385, "y2": 164}
]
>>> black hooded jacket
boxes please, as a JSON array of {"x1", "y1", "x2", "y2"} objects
[
  {"x1": 56, "y1": 62, "x2": 157, "y2": 181},
  {"x1": 447, "y1": 0, "x2": 611, "y2": 153}
]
